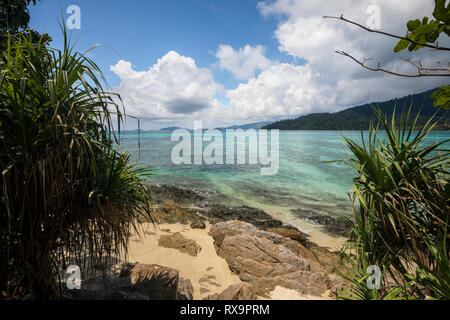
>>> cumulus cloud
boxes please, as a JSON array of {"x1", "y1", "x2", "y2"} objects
[
  {"x1": 111, "y1": 1, "x2": 450, "y2": 128},
  {"x1": 110, "y1": 51, "x2": 223, "y2": 120},
  {"x1": 215, "y1": 44, "x2": 272, "y2": 79},
  {"x1": 249, "y1": 0, "x2": 450, "y2": 112}
]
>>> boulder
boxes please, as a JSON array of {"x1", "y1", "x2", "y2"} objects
[
  {"x1": 205, "y1": 204, "x2": 283, "y2": 230},
  {"x1": 158, "y1": 232, "x2": 201, "y2": 256},
  {"x1": 119, "y1": 263, "x2": 179, "y2": 300},
  {"x1": 190, "y1": 220, "x2": 206, "y2": 229},
  {"x1": 209, "y1": 220, "x2": 331, "y2": 297},
  {"x1": 267, "y1": 227, "x2": 306, "y2": 244},
  {"x1": 205, "y1": 283, "x2": 257, "y2": 300},
  {"x1": 177, "y1": 277, "x2": 194, "y2": 300},
  {"x1": 290, "y1": 209, "x2": 350, "y2": 236}
]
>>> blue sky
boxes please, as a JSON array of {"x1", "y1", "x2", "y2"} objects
[
  {"x1": 30, "y1": 0, "x2": 296, "y2": 89},
  {"x1": 29, "y1": 0, "x2": 449, "y2": 129}
]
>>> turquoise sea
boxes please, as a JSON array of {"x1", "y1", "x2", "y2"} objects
[{"x1": 119, "y1": 130, "x2": 449, "y2": 222}]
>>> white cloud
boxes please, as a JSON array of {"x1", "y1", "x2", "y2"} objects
[
  {"x1": 110, "y1": 51, "x2": 223, "y2": 121},
  {"x1": 215, "y1": 44, "x2": 272, "y2": 79},
  {"x1": 111, "y1": 1, "x2": 450, "y2": 128},
  {"x1": 247, "y1": 0, "x2": 450, "y2": 112}
]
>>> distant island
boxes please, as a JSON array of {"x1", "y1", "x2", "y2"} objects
[{"x1": 263, "y1": 88, "x2": 449, "y2": 130}]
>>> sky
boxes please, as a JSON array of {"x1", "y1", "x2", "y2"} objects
[{"x1": 29, "y1": 0, "x2": 450, "y2": 129}]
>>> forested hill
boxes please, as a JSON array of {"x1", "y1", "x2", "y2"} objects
[{"x1": 263, "y1": 89, "x2": 449, "y2": 130}]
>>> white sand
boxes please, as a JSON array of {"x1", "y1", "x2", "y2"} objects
[
  {"x1": 125, "y1": 221, "x2": 343, "y2": 300},
  {"x1": 126, "y1": 222, "x2": 242, "y2": 300}
]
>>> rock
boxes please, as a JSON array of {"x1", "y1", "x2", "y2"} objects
[
  {"x1": 205, "y1": 204, "x2": 283, "y2": 230},
  {"x1": 205, "y1": 283, "x2": 257, "y2": 300},
  {"x1": 290, "y1": 209, "x2": 350, "y2": 236},
  {"x1": 119, "y1": 263, "x2": 179, "y2": 300},
  {"x1": 158, "y1": 232, "x2": 201, "y2": 256},
  {"x1": 177, "y1": 277, "x2": 194, "y2": 300},
  {"x1": 267, "y1": 227, "x2": 306, "y2": 244},
  {"x1": 190, "y1": 220, "x2": 206, "y2": 229},
  {"x1": 149, "y1": 184, "x2": 205, "y2": 205},
  {"x1": 151, "y1": 203, "x2": 205, "y2": 225},
  {"x1": 209, "y1": 220, "x2": 331, "y2": 297}
]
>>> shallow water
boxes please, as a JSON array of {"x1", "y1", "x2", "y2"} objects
[{"x1": 119, "y1": 130, "x2": 449, "y2": 221}]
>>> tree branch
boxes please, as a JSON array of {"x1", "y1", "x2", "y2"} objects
[
  {"x1": 336, "y1": 50, "x2": 450, "y2": 77},
  {"x1": 324, "y1": 15, "x2": 450, "y2": 51}
]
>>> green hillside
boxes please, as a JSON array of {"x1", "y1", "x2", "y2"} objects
[{"x1": 264, "y1": 89, "x2": 449, "y2": 130}]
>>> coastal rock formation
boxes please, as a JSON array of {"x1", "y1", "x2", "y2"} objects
[
  {"x1": 266, "y1": 227, "x2": 306, "y2": 244},
  {"x1": 177, "y1": 277, "x2": 194, "y2": 300},
  {"x1": 151, "y1": 203, "x2": 206, "y2": 225},
  {"x1": 119, "y1": 263, "x2": 179, "y2": 300},
  {"x1": 190, "y1": 220, "x2": 206, "y2": 229},
  {"x1": 205, "y1": 283, "x2": 257, "y2": 300},
  {"x1": 149, "y1": 184, "x2": 205, "y2": 205},
  {"x1": 66, "y1": 263, "x2": 195, "y2": 300},
  {"x1": 209, "y1": 220, "x2": 335, "y2": 297},
  {"x1": 290, "y1": 209, "x2": 349, "y2": 236},
  {"x1": 205, "y1": 204, "x2": 283, "y2": 230},
  {"x1": 158, "y1": 232, "x2": 202, "y2": 256}
]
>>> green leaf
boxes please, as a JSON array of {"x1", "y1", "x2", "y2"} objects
[
  {"x1": 394, "y1": 39, "x2": 410, "y2": 52},
  {"x1": 407, "y1": 19, "x2": 421, "y2": 32}
]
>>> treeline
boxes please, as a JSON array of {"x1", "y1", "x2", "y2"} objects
[{"x1": 263, "y1": 89, "x2": 449, "y2": 130}]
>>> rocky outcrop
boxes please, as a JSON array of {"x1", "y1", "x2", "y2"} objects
[
  {"x1": 205, "y1": 283, "x2": 257, "y2": 300},
  {"x1": 119, "y1": 263, "x2": 179, "y2": 299},
  {"x1": 190, "y1": 220, "x2": 206, "y2": 229},
  {"x1": 149, "y1": 184, "x2": 205, "y2": 205},
  {"x1": 158, "y1": 232, "x2": 202, "y2": 256},
  {"x1": 209, "y1": 220, "x2": 338, "y2": 297},
  {"x1": 266, "y1": 227, "x2": 306, "y2": 244},
  {"x1": 151, "y1": 203, "x2": 206, "y2": 225},
  {"x1": 177, "y1": 277, "x2": 194, "y2": 300},
  {"x1": 66, "y1": 263, "x2": 194, "y2": 300},
  {"x1": 290, "y1": 209, "x2": 350, "y2": 236},
  {"x1": 205, "y1": 204, "x2": 284, "y2": 230}
]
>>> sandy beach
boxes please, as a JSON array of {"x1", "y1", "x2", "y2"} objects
[{"x1": 126, "y1": 219, "x2": 343, "y2": 300}]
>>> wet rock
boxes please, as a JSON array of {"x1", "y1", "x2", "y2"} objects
[
  {"x1": 158, "y1": 232, "x2": 202, "y2": 256},
  {"x1": 149, "y1": 184, "x2": 205, "y2": 205},
  {"x1": 205, "y1": 283, "x2": 257, "y2": 300},
  {"x1": 290, "y1": 209, "x2": 350, "y2": 236},
  {"x1": 209, "y1": 220, "x2": 331, "y2": 297},
  {"x1": 205, "y1": 204, "x2": 283, "y2": 230}
]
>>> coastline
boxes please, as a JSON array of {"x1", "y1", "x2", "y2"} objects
[{"x1": 118, "y1": 184, "x2": 350, "y2": 300}]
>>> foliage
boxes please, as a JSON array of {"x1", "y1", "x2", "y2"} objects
[
  {"x1": 333, "y1": 108, "x2": 450, "y2": 299},
  {"x1": 0, "y1": 27, "x2": 153, "y2": 299},
  {"x1": 394, "y1": 0, "x2": 449, "y2": 53},
  {"x1": 264, "y1": 89, "x2": 449, "y2": 130},
  {"x1": 393, "y1": 0, "x2": 450, "y2": 110}
]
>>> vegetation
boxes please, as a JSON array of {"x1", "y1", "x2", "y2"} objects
[
  {"x1": 0, "y1": 27, "x2": 152, "y2": 299},
  {"x1": 326, "y1": 0, "x2": 450, "y2": 110},
  {"x1": 333, "y1": 109, "x2": 449, "y2": 299},
  {"x1": 264, "y1": 89, "x2": 449, "y2": 130},
  {"x1": 0, "y1": 0, "x2": 49, "y2": 51}
]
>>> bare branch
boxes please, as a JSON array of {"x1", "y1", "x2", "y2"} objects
[
  {"x1": 324, "y1": 15, "x2": 450, "y2": 51},
  {"x1": 399, "y1": 56, "x2": 450, "y2": 72},
  {"x1": 336, "y1": 51, "x2": 450, "y2": 77}
]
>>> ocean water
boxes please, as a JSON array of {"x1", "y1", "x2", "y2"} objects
[{"x1": 119, "y1": 130, "x2": 449, "y2": 220}]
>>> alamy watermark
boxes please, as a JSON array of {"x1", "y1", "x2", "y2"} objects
[
  {"x1": 171, "y1": 121, "x2": 279, "y2": 176},
  {"x1": 367, "y1": 265, "x2": 382, "y2": 289},
  {"x1": 65, "y1": 265, "x2": 81, "y2": 290},
  {"x1": 66, "y1": 5, "x2": 81, "y2": 30},
  {"x1": 366, "y1": 5, "x2": 381, "y2": 30}
]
